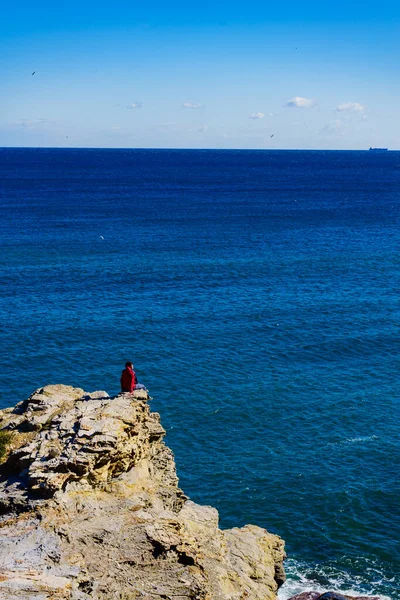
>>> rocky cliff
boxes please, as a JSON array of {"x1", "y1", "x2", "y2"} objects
[{"x1": 0, "y1": 385, "x2": 286, "y2": 600}]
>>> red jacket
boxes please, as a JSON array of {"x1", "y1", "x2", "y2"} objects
[{"x1": 120, "y1": 367, "x2": 137, "y2": 392}]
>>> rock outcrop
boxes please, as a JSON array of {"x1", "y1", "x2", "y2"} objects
[{"x1": 0, "y1": 385, "x2": 286, "y2": 600}]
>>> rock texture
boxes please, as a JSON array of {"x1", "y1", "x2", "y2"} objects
[{"x1": 0, "y1": 385, "x2": 286, "y2": 600}]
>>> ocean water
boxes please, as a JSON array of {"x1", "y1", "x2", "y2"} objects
[{"x1": 0, "y1": 148, "x2": 399, "y2": 598}]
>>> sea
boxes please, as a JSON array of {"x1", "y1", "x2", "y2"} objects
[{"x1": 0, "y1": 148, "x2": 399, "y2": 599}]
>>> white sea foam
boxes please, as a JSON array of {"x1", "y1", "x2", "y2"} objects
[
  {"x1": 343, "y1": 435, "x2": 379, "y2": 444},
  {"x1": 278, "y1": 573, "x2": 326, "y2": 599},
  {"x1": 278, "y1": 558, "x2": 392, "y2": 600},
  {"x1": 329, "y1": 435, "x2": 379, "y2": 447}
]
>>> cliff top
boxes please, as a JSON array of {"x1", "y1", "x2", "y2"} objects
[{"x1": 0, "y1": 384, "x2": 286, "y2": 600}]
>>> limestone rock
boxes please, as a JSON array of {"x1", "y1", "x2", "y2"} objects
[
  {"x1": 0, "y1": 385, "x2": 286, "y2": 599},
  {"x1": 288, "y1": 594, "x2": 320, "y2": 600}
]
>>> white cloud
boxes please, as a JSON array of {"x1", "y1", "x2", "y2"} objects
[
  {"x1": 154, "y1": 121, "x2": 208, "y2": 134},
  {"x1": 321, "y1": 119, "x2": 347, "y2": 136},
  {"x1": 321, "y1": 103, "x2": 368, "y2": 137},
  {"x1": 182, "y1": 102, "x2": 201, "y2": 109},
  {"x1": 19, "y1": 119, "x2": 35, "y2": 128},
  {"x1": 249, "y1": 112, "x2": 264, "y2": 120},
  {"x1": 336, "y1": 102, "x2": 365, "y2": 113},
  {"x1": 126, "y1": 103, "x2": 142, "y2": 109},
  {"x1": 286, "y1": 96, "x2": 316, "y2": 108},
  {"x1": 154, "y1": 122, "x2": 189, "y2": 133},
  {"x1": 14, "y1": 118, "x2": 53, "y2": 129}
]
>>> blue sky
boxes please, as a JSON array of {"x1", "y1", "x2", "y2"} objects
[{"x1": 1, "y1": 1, "x2": 399, "y2": 149}]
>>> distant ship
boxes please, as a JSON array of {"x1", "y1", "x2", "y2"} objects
[{"x1": 369, "y1": 147, "x2": 388, "y2": 152}]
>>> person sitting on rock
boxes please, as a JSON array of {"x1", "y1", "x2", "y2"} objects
[
  {"x1": 120, "y1": 362, "x2": 147, "y2": 393},
  {"x1": 120, "y1": 361, "x2": 137, "y2": 393}
]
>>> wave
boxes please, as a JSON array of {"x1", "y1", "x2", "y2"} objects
[
  {"x1": 329, "y1": 435, "x2": 379, "y2": 446},
  {"x1": 278, "y1": 558, "x2": 393, "y2": 600}
]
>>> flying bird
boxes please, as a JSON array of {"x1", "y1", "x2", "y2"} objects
[
  {"x1": 31, "y1": 71, "x2": 36, "y2": 76},
  {"x1": 270, "y1": 134, "x2": 274, "y2": 138}
]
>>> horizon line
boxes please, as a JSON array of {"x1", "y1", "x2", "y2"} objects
[{"x1": 0, "y1": 146, "x2": 396, "y2": 152}]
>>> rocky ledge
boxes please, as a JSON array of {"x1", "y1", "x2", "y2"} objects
[{"x1": 0, "y1": 385, "x2": 286, "y2": 600}]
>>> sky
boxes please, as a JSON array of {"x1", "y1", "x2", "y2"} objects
[{"x1": 1, "y1": 0, "x2": 400, "y2": 149}]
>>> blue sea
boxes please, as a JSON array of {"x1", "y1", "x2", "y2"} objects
[{"x1": 0, "y1": 148, "x2": 399, "y2": 599}]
